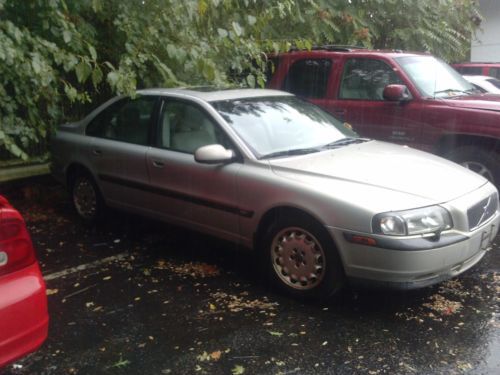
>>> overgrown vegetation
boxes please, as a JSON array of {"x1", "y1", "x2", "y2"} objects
[{"x1": 0, "y1": 0, "x2": 480, "y2": 161}]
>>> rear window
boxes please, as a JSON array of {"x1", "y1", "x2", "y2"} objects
[{"x1": 282, "y1": 59, "x2": 332, "y2": 99}]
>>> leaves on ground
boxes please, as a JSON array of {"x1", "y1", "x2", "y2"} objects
[
  {"x1": 268, "y1": 331, "x2": 283, "y2": 336},
  {"x1": 210, "y1": 292, "x2": 277, "y2": 313},
  {"x1": 197, "y1": 350, "x2": 223, "y2": 362},
  {"x1": 109, "y1": 357, "x2": 130, "y2": 369},
  {"x1": 231, "y1": 365, "x2": 245, "y2": 375},
  {"x1": 155, "y1": 259, "x2": 220, "y2": 278},
  {"x1": 423, "y1": 295, "x2": 463, "y2": 316}
]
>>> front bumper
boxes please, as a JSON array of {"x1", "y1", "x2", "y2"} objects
[
  {"x1": 328, "y1": 212, "x2": 499, "y2": 290},
  {"x1": 0, "y1": 263, "x2": 49, "y2": 368}
]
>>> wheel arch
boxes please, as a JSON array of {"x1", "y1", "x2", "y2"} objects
[
  {"x1": 254, "y1": 205, "x2": 332, "y2": 249},
  {"x1": 434, "y1": 133, "x2": 499, "y2": 156},
  {"x1": 66, "y1": 163, "x2": 98, "y2": 191}
]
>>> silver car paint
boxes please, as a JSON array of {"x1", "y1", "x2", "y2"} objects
[{"x1": 52, "y1": 88, "x2": 500, "y2": 287}]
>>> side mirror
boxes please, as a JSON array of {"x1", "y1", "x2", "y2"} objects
[
  {"x1": 194, "y1": 144, "x2": 235, "y2": 164},
  {"x1": 383, "y1": 84, "x2": 412, "y2": 102}
]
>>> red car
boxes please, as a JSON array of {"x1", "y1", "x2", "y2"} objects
[
  {"x1": 0, "y1": 195, "x2": 48, "y2": 368},
  {"x1": 452, "y1": 62, "x2": 500, "y2": 79}
]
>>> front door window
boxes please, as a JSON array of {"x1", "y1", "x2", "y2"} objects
[{"x1": 339, "y1": 58, "x2": 402, "y2": 100}]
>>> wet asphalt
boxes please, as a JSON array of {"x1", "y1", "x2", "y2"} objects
[{"x1": 1, "y1": 177, "x2": 499, "y2": 375}]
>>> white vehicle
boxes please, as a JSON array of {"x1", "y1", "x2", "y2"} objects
[{"x1": 463, "y1": 75, "x2": 500, "y2": 94}]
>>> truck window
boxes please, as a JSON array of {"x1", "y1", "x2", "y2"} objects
[
  {"x1": 489, "y1": 67, "x2": 500, "y2": 79},
  {"x1": 339, "y1": 58, "x2": 402, "y2": 100},
  {"x1": 457, "y1": 66, "x2": 483, "y2": 75},
  {"x1": 282, "y1": 59, "x2": 332, "y2": 99}
]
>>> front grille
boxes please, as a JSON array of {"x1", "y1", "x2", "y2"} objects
[{"x1": 467, "y1": 193, "x2": 498, "y2": 230}]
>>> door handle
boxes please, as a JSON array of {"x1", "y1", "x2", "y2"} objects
[
  {"x1": 92, "y1": 149, "x2": 102, "y2": 156},
  {"x1": 152, "y1": 160, "x2": 164, "y2": 168}
]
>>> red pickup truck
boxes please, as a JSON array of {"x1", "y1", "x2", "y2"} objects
[{"x1": 267, "y1": 46, "x2": 500, "y2": 184}]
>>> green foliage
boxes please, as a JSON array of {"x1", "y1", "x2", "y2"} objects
[
  {"x1": 0, "y1": 0, "x2": 102, "y2": 160},
  {"x1": 0, "y1": 0, "x2": 480, "y2": 161},
  {"x1": 349, "y1": 0, "x2": 481, "y2": 61}
]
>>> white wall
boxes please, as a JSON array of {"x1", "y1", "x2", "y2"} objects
[{"x1": 471, "y1": 0, "x2": 500, "y2": 62}]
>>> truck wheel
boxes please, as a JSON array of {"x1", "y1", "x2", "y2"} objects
[
  {"x1": 447, "y1": 146, "x2": 499, "y2": 185},
  {"x1": 261, "y1": 213, "x2": 345, "y2": 301}
]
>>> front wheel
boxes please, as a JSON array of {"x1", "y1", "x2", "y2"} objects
[
  {"x1": 446, "y1": 146, "x2": 499, "y2": 185},
  {"x1": 262, "y1": 214, "x2": 345, "y2": 301}
]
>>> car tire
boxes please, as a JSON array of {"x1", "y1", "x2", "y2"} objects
[
  {"x1": 446, "y1": 146, "x2": 499, "y2": 185},
  {"x1": 70, "y1": 172, "x2": 105, "y2": 224},
  {"x1": 261, "y1": 213, "x2": 345, "y2": 301}
]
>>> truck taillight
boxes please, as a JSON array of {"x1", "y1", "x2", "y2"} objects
[{"x1": 0, "y1": 208, "x2": 37, "y2": 277}]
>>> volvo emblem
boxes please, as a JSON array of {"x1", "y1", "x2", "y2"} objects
[{"x1": 477, "y1": 196, "x2": 492, "y2": 228}]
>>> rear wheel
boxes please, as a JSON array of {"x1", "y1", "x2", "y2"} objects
[
  {"x1": 446, "y1": 146, "x2": 499, "y2": 185},
  {"x1": 262, "y1": 213, "x2": 345, "y2": 301},
  {"x1": 70, "y1": 172, "x2": 104, "y2": 223}
]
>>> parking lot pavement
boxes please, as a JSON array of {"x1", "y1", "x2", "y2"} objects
[{"x1": 2, "y1": 177, "x2": 500, "y2": 375}]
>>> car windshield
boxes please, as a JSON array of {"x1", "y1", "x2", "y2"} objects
[
  {"x1": 211, "y1": 96, "x2": 359, "y2": 159},
  {"x1": 395, "y1": 56, "x2": 477, "y2": 98}
]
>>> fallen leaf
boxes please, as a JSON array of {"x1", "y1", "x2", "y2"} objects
[
  {"x1": 210, "y1": 351, "x2": 222, "y2": 361},
  {"x1": 268, "y1": 331, "x2": 283, "y2": 337},
  {"x1": 232, "y1": 365, "x2": 245, "y2": 375},
  {"x1": 197, "y1": 352, "x2": 210, "y2": 362},
  {"x1": 110, "y1": 357, "x2": 130, "y2": 369},
  {"x1": 46, "y1": 289, "x2": 59, "y2": 296}
]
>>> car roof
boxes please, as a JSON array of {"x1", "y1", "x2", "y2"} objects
[
  {"x1": 137, "y1": 88, "x2": 293, "y2": 102},
  {"x1": 453, "y1": 62, "x2": 500, "y2": 67},
  {"x1": 276, "y1": 49, "x2": 429, "y2": 59}
]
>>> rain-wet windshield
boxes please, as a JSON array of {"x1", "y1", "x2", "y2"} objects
[
  {"x1": 395, "y1": 56, "x2": 477, "y2": 98},
  {"x1": 212, "y1": 96, "x2": 359, "y2": 159}
]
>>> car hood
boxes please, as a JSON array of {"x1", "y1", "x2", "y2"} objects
[
  {"x1": 268, "y1": 141, "x2": 486, "y2": 203},
  {"x1": 442, "y1": 93, "x2": 500, "y2": 112}
]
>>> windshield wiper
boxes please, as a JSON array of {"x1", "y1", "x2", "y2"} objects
[
  {"x1": 259, "y1": 147, "x2": 322, "y2": 160},
  {"x1": 322, "y1": 137, "x2": 369, "y2": 149},
  {"x1": 260, "y1": 138, "x2": 369, "y2": 159}
]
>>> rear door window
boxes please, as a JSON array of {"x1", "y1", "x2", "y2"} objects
[
  {"x1": 86, "y1": 96, "x2": 157, "y2": 145},
  {"x1": 282, "y1": 59, "x2": 332, "y2": 99},
  {"x1": 339, "y1": 58, "x2": 402, "y2": 100}
]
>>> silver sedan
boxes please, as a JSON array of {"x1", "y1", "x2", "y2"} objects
[{"x1": 51, "y1": 88, "x2": 499, "y2": 300}]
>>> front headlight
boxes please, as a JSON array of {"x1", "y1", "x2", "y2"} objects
[{"x1": 372, "y1": 206, "x2": 453, "y2": 236}]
